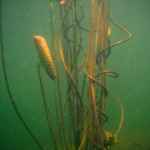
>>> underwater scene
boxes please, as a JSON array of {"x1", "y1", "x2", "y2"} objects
[{"x1": 0, "y1": 0, "x2": 150, "y2": 150}]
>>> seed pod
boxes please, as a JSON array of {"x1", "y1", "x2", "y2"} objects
[{"x1": 33, "y1": 36, "x2": 57, "y2": 80}]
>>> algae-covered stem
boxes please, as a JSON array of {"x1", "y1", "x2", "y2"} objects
[
  {"x1": 49, "y1": 1, "x2": 69, "y2": 149},
  {"x1": 88, "y1": 0, "x2": 104, "y2": 149},
  {"x1": 37, "y1": 63, "x2": 58, "y2": 150},
  {"x1": 98, "y1": 0, "x2": 108, "y2": 130},
  {"x1": 71, "y1": 1, "x2": 84, "y2": 148},
  {"x1": 58, "y1": 1, "x2": 83, "y2": 149}
]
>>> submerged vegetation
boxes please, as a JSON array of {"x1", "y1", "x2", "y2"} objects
[{"x1": 0, "y1": 0, "x2": 131, "y2": 150}]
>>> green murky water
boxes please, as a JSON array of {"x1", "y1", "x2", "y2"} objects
[{"x1": 0, "y1": 0, "x2": 150, "y2": 150}]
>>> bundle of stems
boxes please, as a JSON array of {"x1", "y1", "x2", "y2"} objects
[
  {"x1": 1, "y1": 0, "x2": 131, "y2": 150},
  {"x1": 45, "y1": 0, "x2": 131, "y2": 149}
]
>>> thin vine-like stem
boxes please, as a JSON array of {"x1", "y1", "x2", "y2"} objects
[
  {"x1": 88, "y1": 0, "x2": 105, "y2": 149},
  {"x1": 58, "y1": 1, "x2": 83, "y2": 106},
  {"x1": 0, "y1": 1, "x2": 44, "y2": 149},
  {"x1": 108, "y1": 89, "x2": 124, "y2": 139},
  {"x1": 50, "y1": 1, "x2": 68, "y2": 149},
  {"x1": 96, "y1": 17, "x2": 132, "y2": 63},
  {"x1": 37, "y1": 62, "x2": 58, "y2": 150}
]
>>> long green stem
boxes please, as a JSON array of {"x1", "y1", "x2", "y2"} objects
[
  {"x1": 50, "y1": 1, "x2": 67, "y2": 149},
  {"x1": 37, "y1": 63, "x2": 58, "y2": 150},
  {"x1": 0, "y1": 2, "x2": 44, "y2": 149}
]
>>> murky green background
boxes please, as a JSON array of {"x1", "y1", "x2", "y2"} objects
[{"x1": 0, "y1": 0, "x2": 150, "y2": 150}]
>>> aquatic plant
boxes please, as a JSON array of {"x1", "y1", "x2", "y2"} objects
[{"x1": 0, "y1": 0, "x2": 131, "y2": 150}]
